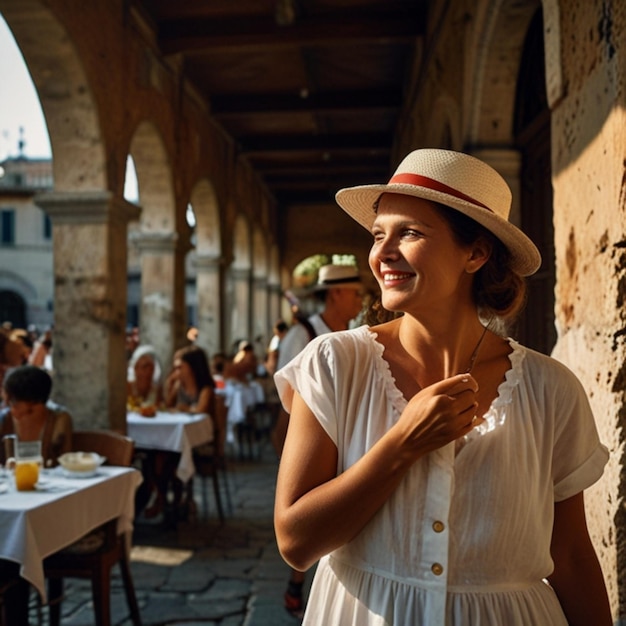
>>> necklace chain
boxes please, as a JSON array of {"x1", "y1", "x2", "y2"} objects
[{"x1": 464, "y1": 319, "x2": 491, "y2": 374}]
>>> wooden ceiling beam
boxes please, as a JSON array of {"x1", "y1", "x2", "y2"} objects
[
  {"x1": 159, "y1": 12, "x2": 424, "y2": 54},
  {"x1": 238, "y1": 132, "x2": 392, "y2": 153},
  {"x1": 259, "y1": 162, "x2": 389, "y2": 177},
  {"x1": 211, "y1": 90, "x2": 401, "y2": 117}
]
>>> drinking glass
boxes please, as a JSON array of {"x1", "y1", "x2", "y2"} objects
[{"x1": 14, "y1": 440, "x2": 43, "y2": 491}]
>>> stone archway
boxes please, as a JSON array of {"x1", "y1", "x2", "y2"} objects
[
  {"x1": 228, "y1": 214, "x2": 252, "y2": 350},
  {"x1": 0, "y1": 0, "x2": 106, "y2": 190},
  {"x1": 190, "y1": 178, "x2": 222, "y2": 355},
  {"x1": 1, "y1": 0, "x2": 138, "y2": 430},
  {"x1": 251, "y1": 227, "x2": 269, "y2": 345},
  {"x1": 0, "y1": 289, "x2": 26, "y2": 327},
  {"x1": 464, "y1": 0, "x2": 556, "y2": 354},
  {"x1": 128, "y1": 120, "x2": 183, "y2": 370}
]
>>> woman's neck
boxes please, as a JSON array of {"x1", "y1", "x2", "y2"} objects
[{"x1": 397, "y1": 311, "x2": 490, "y2": 382}]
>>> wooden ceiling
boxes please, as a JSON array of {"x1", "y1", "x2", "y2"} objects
[{"x1": 134, "y1": 0, "x2": 427, "y2": 209}]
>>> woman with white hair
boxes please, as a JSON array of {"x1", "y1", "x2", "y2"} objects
[{"x1": 127, "y1": 344, "x2": 163, "y2": 414}]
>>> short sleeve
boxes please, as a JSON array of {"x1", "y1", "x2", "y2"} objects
[
  {"x1": 274, "y1": 335, "x2": 339, "y2": 444},
  {"x1": 550, "y1": 363, "x2": 609, "y2": 501}
]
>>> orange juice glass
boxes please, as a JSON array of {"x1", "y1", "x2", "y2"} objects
[
  {"x1": 15, "y1": 459, "x2": 40, "y2": 491},
  {"x1": 14, "y1": 441, "x2": 42, "y2": 491}
]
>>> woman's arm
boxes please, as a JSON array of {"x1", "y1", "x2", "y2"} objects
[
  {"x1": 274, "y1": 373, "x2": 478, "y2": 571},
  {"x1": 190, "y1": 386, "x2": 213, "y2": 414},
  {"x1": 547, "y1": 492, "x2": 612, "y2": 625}
]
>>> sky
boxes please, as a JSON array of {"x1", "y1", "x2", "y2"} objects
[
  {"x1": 0, "y1": 14, "x2": 51, "y2": 161},
  {"x1": 0, "y1": 13, "x2": 142, "y2": 200}
]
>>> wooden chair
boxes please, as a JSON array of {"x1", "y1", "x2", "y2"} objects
[
  {"x1": 192, "y1": 395, "x2": 233, "y2": 521},
  {"x1": 43, "y1": 430, "x2": 142, "y2": 626}
]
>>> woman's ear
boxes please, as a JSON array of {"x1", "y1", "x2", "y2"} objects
[{"x1": 465, "y1": 237, "x2": 492, "y2": 274}]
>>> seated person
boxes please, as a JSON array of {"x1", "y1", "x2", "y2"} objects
[
  {"x1": 151, "y1": 345, "x2": 216, "y2": 521},
  {"x1": 0, "y1": 365, "x2": 73, "y2": 625},
  {"x1": 127, "y1": 344, "x2": 164, "y2": 414},
  {"x1": 0, "y1": 365, "x2": 73, "y2": 467},
  {"x1": 164, "y1": 345, "x2": 215, "y2": 414}
]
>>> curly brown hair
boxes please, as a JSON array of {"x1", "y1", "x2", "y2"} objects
[{"x1": 436, "y1": 203, "x2": 527, "y2": 321}]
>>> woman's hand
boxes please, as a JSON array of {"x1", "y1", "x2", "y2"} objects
[{"x1": 394, "y1": 373, "x2": 479, "y2": 459}]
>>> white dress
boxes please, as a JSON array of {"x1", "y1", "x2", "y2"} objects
[{"x1": 274, "y1": 326, "x2": 609, "y2": 626}]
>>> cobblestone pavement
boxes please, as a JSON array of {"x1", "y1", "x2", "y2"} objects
[{"x1": 37, "y1": 443, "x2": 312, "y2": 626}]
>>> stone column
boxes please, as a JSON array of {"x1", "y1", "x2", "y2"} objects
[
  {"x1": 230, "y1": 267, "x2": 252, "y2": 349},
  {"x1": 130, "y1": 232, "x2": 188, "y2": 374},
  {"x1": 268, "y1": 283, "x2": 282, "y2": 329},
  {"x1": 34, "y1": 191, "x2": 140, "y2": 432},
  {"x1": 252, "y1": 276, "x2": 269, "y2": 346},
  {"x1": 195, "y1": 253, "x2": 222, "y2": 357}
]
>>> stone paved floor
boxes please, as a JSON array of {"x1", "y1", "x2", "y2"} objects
[{"x1": 34, "y1": 442, "x2": 312, "y2": 626}]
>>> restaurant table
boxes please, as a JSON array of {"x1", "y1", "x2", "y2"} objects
[
  {"x1": 126, "y1": 410, "x2": 214, "y2": 482},
  {"x1": 0, "y1": 466, "x2": 142, "y2": 601}
]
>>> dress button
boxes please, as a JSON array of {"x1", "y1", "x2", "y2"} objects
[
  {"x1": 432, "y1": 520, "x2": 445, "y2": 533},
  {"x1": 431, "y1": 562, "x2": 444, "y2": 576}
]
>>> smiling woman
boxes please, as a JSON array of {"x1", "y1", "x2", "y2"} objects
[{"x1": 273, "y1": 149, "x2": 611, "y2": 626}]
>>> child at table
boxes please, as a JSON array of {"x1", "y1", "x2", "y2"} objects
[
  {"x1": 0, "y1": 365, "x2": 73, "y2": 467},
  {"x1": 0, "y1": 365, "x2": 74, "y2": 625}
]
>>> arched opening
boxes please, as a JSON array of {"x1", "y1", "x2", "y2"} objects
[
  {"x1": 513, "y1": 6, "x2": 555, "y2": 354},
  {"x1": 0, "y1": 289, "x2": 26, "y2": 327}
]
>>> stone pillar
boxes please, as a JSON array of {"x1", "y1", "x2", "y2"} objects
[
  {"x1": 230, "y1": 267, "x2": 251, "y2": 349},
  {"x1": 252, "y1": 276, "x2": 269, "y2": 345},
  {"x1": 34, "y1": 191, "x2": 140, "y2": 432},
  {"x1": 268, "y1": 283, "x2": 282, "y2": 329},
  {"x1": 130, "y1": 232, "x2": 188, "y2": 375},
  {"x1": 195, "y1": 253, "x2": 222, "y2": 357}
]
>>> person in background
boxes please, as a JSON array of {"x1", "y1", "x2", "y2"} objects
[
  {"x1": 0, "y1": 364, "x2": 73, "y2": 624},
  {"x1": 0, "y1": 330, "x2": 23, "y2": 397},
  {"x1": 273, "y1": 264, "x2": 365, "y2": 459},
  {"x1": 273, "y1": 149, "x2": 611, "y2": 625},
  {"x1": 9, "y1": 329, "x2": 32, "y2": 365},
  {"x1": 28, "y1": 326, "x2": 53, "y2": 372},
  {"x1": 229, "y1": 340, "x2": 258, "y2": 383},
  {"x1": 127, "y1": 344, "x2": 165, "y2": 515},
  {"x1": 165, "y1": 344, "x2": 215, "y2": 414},
  {"x1": 151, "y1": 345, "x2": 216, "y2": 520},
  {"x1": 127, "y1": 344, "x2": 163, "y2": 415},
  {"x1": 272, "y1": 263, "x2": 364, "y2": 618},
  {"x1": 0, "y1": 364, "x2": 73, "y2": 466},
  {"x1": 265, "y1": 320, "x2": 288, "y2": 377}
]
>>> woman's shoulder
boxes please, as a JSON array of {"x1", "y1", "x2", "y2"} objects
[
  {"x1": 311, "y1": 325, "x2": 376, "y2": 352},
  {"x1": 509, "y1": 339, "x2": 589, "y2": 395}
]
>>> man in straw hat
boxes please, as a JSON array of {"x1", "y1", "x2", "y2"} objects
[
  {"x1": 273, "y1": 149, "x2": 610, "y2": 625},
  {"x1": 272, "y1": 262, "x2": 364, "y2": 617}
]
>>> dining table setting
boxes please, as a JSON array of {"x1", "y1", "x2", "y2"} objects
[
  {"x1": 126, "y1": 408, "x2": 214, "y2": 482},
  {"x1": 0, "y1": 463, "x2": 142, "y2": 602}
]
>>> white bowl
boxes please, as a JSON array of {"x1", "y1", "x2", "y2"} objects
[{"x1": 57, "y1": 451, "x2": 106, "y2": 474}]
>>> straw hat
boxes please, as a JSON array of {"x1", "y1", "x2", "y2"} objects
[
  {"x1": 314, "y1": 264, "x2": 363, "y2": 291},
  {"x1": 335, "y1": 149, "x2": 541, "y2": 276}
]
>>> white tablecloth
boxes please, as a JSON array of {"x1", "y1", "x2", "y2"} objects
[
  {"x1": 222, "y1": 380, "x2": 265, "y2": 443},
  {"x1": 127, "y1": 411, "x2": 214, "y2": 482},
  {"x1": 0, "y1": 466, "x2": 142, "y2": 600}
]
